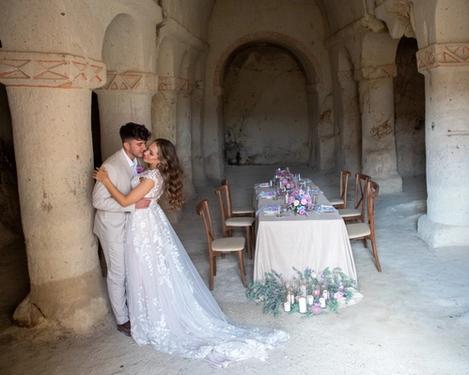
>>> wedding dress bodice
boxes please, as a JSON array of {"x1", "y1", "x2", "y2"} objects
[{"x1": 131, "y1": 168, "x2": 164, "y2": 203}]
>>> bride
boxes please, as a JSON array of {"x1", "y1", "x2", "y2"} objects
[{"x1": 93, "y1": 138, "x2": 288, "y2": 367}]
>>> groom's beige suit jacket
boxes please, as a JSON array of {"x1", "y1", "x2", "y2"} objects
[{"x1": 92, "y1": 149, "x2": 135, "y2": 244}]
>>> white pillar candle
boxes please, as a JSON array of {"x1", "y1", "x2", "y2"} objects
[
  {"x1": 284, "y1": 301, "x2": 291, "y2": 312},
  {"x1": 306, "y1": 295, "x2": 314, "y2": 306},
  {"x1": 298, "y1": 297, "x2": 307, "y2": 313},
  {"x1": 289, "y1": 292, "x2": 295, "y2": 305},
  {"x1": 319, "y1": 297, "x2": 326, "y2": 308}
]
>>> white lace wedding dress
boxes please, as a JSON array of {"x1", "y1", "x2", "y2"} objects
[{"x1": 125, "y1": 169, "x2": 288, "y2": 367}]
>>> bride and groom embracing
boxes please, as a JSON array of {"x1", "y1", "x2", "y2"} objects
[{"x1": 92, "y1": 122, "x2": 287, "y2": 367}]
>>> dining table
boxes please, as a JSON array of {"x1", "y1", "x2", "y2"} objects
[{"x1": 253, "y1": 182, "x2": 358, "y2": 283}]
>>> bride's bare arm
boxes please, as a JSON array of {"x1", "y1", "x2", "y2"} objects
[{"x1": 93, "y1": 167, "x2": 154, "y2": 207}]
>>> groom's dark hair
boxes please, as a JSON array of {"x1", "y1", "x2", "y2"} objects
[{"x1": 120, "y1": 122, "x2": 151, "y2": 142}]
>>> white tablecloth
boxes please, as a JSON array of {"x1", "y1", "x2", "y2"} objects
[{"x1": 253, "y1": 185, "x2": 358, "y2": 282}]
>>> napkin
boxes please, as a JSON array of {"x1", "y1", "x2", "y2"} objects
[
  {"x1": 258, "y1": 205, "x2": 281, "y2": 216},
  {"x1": 314, "y1": 204, "x2": 337, "y2": 213},
  {"x1": 257, "y1": 190, "x2": 275, "y2": 199}
]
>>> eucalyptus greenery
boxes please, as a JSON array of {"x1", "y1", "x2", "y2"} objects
[{"x1": 246, "y1": 267, "x2": 357, "y2": 316}]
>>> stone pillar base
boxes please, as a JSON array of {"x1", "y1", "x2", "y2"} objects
[
  {"x1": 374, "y1": 174, "x2": 402, "y2": 194},
  {"x1": 418, "y1": 214, "x2": 469, "y2": 248}
]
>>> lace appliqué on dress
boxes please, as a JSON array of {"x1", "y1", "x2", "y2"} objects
[{"x1": 125, "y1": 168, "x2": 288, "y2": 367}]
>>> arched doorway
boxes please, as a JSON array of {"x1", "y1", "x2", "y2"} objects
[
  {"x1": 222, "y1": 43, "x2": 312, "y2": 165},
  {"x1": 394, "y1": 37, "x2": 426, "y2": 179}
]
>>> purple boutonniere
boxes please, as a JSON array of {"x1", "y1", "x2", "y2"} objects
[{"x1": 136, "y1": 165, "x2": 145, "y2": 174}]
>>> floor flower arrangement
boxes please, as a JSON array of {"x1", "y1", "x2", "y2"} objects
[{"x1": 247, "y1": 267, "x2": 359, "y2": 316}]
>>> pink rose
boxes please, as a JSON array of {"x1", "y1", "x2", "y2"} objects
[{"x1": 311, "y1": 304, "x2": 322, "y2": 315}]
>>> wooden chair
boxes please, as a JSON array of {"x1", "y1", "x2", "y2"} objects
[
  {"x1": 346, "y1": 180, "x2": 382, "y2": 272},
  {"x1": 339, "y1": 173, "x2": 370, "y2": 222},
  {"x1": 221, "y1": 179, "x2": 255, "y2": 217},
  {"x1": 329, "y1": 170, "x2": 351, "y2": 209},
  {"x1": 215, "y1": 184, "x2": 255, "y2": 259},
  {"x1": 196, "y1": 200, "x2": 247, "y2": 290}
]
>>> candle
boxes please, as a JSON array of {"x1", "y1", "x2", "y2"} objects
[
  {"x1": 300, "y1": 284, "x2": 307, "y2": 297},
  {"x1": 284, "y1": 301, "x2": 291, "y2": 312},
  {"x1": 306, "y1": 295, "x2": 314, "y2": 306},
  {"x1": 285, "y1": 193, "x2": 289, "y2": 205},
  {"x1": 322, "y1": 290, "x2": 329, "y2": 300},
  {"x1": 319, "y1": 297, "x2": 326, "y2": 308},
  {"x1": 289, "y1": 291, "x2": 295, "y2": 305},
  {"x1": 298, "y1": 297, "x2": 307, "y2": 313}
]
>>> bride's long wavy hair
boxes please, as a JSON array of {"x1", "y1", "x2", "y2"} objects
[{"x1": 154, "y1": 138, "x2": 184, "y2": 209}]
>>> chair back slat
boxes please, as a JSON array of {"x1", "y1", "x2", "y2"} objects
[
  {"x1": 196, "y1": 200, "x2": 215, "y2": 250},
  {"x1": 340, "y1": 170, "x2": 351, "y2": 207},
  {"x1": 215, "y1": 184, "x2": 233, "y2": 223},
  {"x1": 366, "y1": 180, "x2": 379, "y2": 232},
  {"x1": 354, "y1": 173, "x2": 371, "y2": 219}
]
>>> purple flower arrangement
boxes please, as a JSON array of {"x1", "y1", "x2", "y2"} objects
[
  {"x1": 275, "y1": 168, "x2": 295, "y2": 190},
  {"x1": 287, "y1": 189, "x2": 313, "y2": 215}
]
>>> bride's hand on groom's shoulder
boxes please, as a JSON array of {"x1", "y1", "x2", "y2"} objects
[{"x1": 92, "y1": 167, "x2": 109, "y2": 183}]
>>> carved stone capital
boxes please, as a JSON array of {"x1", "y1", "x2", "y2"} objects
[
  {"x1": 417, "y1": 43, "x2": 469, "y2": 72},
  {"x1": 359, "y1": 64, "x2": 397, "y2": 81},
  {"x1": 374, "y1": 0, "x2": 415, "y2": 39},
  {"x1": 158, "y1": 76, "x2": 193, "y2": 93},
  {"x1": 0, "y1": 51, "x2": 105, "y2": 89},
  {"x1": 101, "y1": 71, "x2": 158, "y2": 93}
]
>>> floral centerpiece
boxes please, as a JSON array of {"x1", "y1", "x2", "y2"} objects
[
  {"x1": 246, "y1": 267, "x2": 358, "y2": 316},
  {"x1": 287, "y1": 189, "x2": 313, "y2": 215},
  {"x1": 274, "y1": 168, "x2": 295, "y2": 190}
]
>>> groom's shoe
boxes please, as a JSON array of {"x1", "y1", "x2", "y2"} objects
[{"x1": 117, "y1": 321, "x2": 131, "y2": 337}]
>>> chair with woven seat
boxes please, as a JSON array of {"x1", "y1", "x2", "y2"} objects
[
  {"x1": 346, "y1": 180, "x2": 382, "y2": 272},
  {"x1": 215, "y1": 184, "x2": 255, "y2": 259},
  {"x1": 221, "y1": 179, "x2": 255, "y2": 217},
  {"x1": 196, "y1": 199, "x2": 247, "y2": 290},
  {"x1": 339, "y1": 173, "x2": 370, "y2": 222},
  {"x1": 329, "y1": 170, "x2": 351, "y2": 209}
]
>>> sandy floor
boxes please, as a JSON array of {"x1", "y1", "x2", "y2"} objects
[{"x1": 1, "y1": 166, "x2": 468, "y2": 375}]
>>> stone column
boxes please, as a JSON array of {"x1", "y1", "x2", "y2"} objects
[
  {"x1": 337, "y1": 69, "x2": 361, "y2": 173},
  {"x1": 96, "y1": 71, "x2": 157, "y2": 159},
  {"x1": 191, "y1": 80, "x2": 206, "y2": 188},
  {"x1": 156, "y1": 76, "x2": 195, "y2": 198},
  {"x1": 0, "y1": 51, "x2": 108, "y2": 332},
  {"x1": 416, "y1": 43, "x2": 469, "y2": 247},
  {"x1": 177, "y1": 85, "x2": 196, "y2": 199},
  {"x1": 358, "y1": 64, "x2": 402, "y2": 193}
]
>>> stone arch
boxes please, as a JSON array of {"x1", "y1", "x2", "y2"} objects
[
  {"x1": 213, "y1": 32, "x2": 320, "y2": 94},
  {"x1": 220, "y1": 42, "x2": 315, "y2": 166},
  {"x1": 102, "y1": 13, "x2": 145, "y2": 71}
]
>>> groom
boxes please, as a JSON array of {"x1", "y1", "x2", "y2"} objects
[{"x1": 92, "y1": 122, "x2": 151, "y2": 336}]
